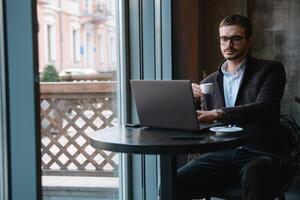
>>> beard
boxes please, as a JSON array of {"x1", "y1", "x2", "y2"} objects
[{"x1": 223, "y1": 47, "x2": 247, "y2": 60}]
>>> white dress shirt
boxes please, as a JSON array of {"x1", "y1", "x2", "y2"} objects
[{"x1": 221, "y1": 60, "x2": 246, "y2": 107}]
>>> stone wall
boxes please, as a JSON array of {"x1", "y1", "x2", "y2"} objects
[{"x1": 249, "y1": 0, "x2": 300, "y2": 124}]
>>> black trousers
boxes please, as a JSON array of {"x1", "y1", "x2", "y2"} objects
[{"x1": 177, "y1": 147, "x2": 292, "y2": 200}]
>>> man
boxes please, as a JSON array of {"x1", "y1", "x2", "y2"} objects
[{"x1": 177, "y1": 15, "x2": 293, "y2": 200}]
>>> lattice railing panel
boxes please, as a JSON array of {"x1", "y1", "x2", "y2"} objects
[{"x1": 40, "y1": 82, "x2": 118, "y2": 176}]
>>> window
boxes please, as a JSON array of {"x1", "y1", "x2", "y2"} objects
[
  {"x1": 108, "y1": 0, "x2": 116, "y2": 16},
  {"x1": 109, "y1": 36, "x2": 115, "y2": 67},
  {"x1": 38, "y1": 1, "x2": 122, "y2": 199},
  {"x1": 84, "y1": 0, "x2": 92, "y2": 13},
  {"x1": 46, "y1": 24, "x2": 56, "y2": 63},
  {"x1": 72, "y1": 29, "x2": 80, "y2": 63},
  {"x1": 3, "y1": 0, "x2": 173, "y2": 199},
  {"x1": 98, "y1": 35, "x2": 104, "y2": 64},
  {"x1": 85, "y1": 32, "x2": 93, "y2": 68},
  {"x1": 1, "y1": 0, "x2": 174, "y2": 199}
]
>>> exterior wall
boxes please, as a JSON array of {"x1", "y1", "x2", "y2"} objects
[{"x1": 37, "y1": 0, "x2": 116, "y2": 73}]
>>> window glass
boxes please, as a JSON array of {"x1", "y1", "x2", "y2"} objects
[{"x1": 37, "y1": 0, "x2": 121, "y2": 199}]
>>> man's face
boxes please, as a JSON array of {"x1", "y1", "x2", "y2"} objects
[{"x1": 219, "y1": 25, "x2": 251, "y2": 61}]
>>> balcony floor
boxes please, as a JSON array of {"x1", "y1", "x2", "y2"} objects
[{"x1": 43, "y1": 176, "x2": 119, "y2": 200}]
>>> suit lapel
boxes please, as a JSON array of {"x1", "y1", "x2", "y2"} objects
[
  {"x1": 216, "y1": 60, "x2": 226, "y2": 107},
  {"x1": 235, "y1": 56, "x2": 253, "y2": 105},
  {"x1": 215, "y1": 55, "x2": 255, "y2": 107}
]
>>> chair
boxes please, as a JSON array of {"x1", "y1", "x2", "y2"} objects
[{"x1": 202, "y1": 115, "x2": 300, "y2": 200}]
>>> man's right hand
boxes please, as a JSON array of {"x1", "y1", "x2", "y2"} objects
[{"x1": 192, "y1": 83, "x2": 202, "y2": 97}]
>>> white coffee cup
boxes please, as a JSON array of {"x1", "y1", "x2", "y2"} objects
[{"x1": 200, "y1": 83, "x2": 213, "y2": 94}]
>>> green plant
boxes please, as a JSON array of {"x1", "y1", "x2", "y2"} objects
[{"x1": 41, "y1": 65, "x2": 61, "y2": 82}]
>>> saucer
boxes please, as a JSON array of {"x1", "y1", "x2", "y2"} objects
[{"x1": 209, "y1": 126, "x2": 243, "y2": 136}]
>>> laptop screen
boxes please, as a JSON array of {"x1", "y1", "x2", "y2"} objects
[{"x1": 130, "y1": 80, "x2": 200, "y2": 131}]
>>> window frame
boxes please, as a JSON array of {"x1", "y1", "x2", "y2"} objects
[
  {"x1": 3, "y1": 0, "x2": 42, "y2": 199},
  {"x1": 123, "y1": 0, "x2": 172, "y2": 199},
  {"x1": 0, "y1": 0, "x2": 8, "y2": 199},
  {"x1": 1, "y1": 0, "x2": 173, "y2": 199}
]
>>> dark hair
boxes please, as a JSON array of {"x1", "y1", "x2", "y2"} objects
[{"x1": 219, "y1": 15, "x2": 252, "y2": 39}]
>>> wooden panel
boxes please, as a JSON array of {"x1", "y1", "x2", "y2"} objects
[
  {"x1": 172, "y1": 0, "x2": 202, "y2": 83},
  {"x1": 204, "y1": 0, "x2": 244, "y2": 75},
  {"x1": 172, "y1": 0, "x2": 245, "y2": 81}
]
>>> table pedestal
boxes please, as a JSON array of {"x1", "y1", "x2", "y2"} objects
[{"x1": 160, "y1": 155, "x2": 177, "y2": 200}]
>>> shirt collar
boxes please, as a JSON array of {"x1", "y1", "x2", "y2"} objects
[{"x1": 221, "y1": 59, "x2": 246, "y2": 76}]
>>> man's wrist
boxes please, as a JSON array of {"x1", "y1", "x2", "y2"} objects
[{"x1": 213, "y1": 109, "x2": 225, "y2": 120}]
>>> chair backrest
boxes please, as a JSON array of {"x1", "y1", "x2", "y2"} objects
[
  {"x1": 280, "y1": 115, "x2": 300, "y2": 192},
  {"x1": 280, "y1": 115, "x2": 300, "y2": 164}
]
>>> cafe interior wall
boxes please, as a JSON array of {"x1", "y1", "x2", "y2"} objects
[
  {"x1": 172, "y1": 0, "x2": 300, "y2": 127},
  {"x1": 172, "y1": 0, "x2": 245, "y2": 83},
  {"x1": 248, "y1": 0, "x2": 300, "y2": 125}
]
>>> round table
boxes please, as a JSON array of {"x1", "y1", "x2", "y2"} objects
[
  {"x1": 88, "y1": 126, "x2": 246, "y2": 154},
  {"x1": 87, "y1": 126, "x2": 246, "y2": 200}
]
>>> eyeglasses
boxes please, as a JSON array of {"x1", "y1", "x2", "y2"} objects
[{"x1": 219, "y1": 35, "x2": 245, "y2": 45}]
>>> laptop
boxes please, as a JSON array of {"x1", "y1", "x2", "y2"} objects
[{"x1": 130, "y1": 80, "x2": 221, "y2": 131}]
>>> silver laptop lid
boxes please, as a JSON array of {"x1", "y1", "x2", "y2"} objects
[{"x1": 130, "y1": 80, "x2": 200, "y2": 131}]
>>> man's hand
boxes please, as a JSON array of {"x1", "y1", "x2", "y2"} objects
[
  {"x1": 197, "y1": 110, "x2": 224, "y2": 123},
  {"x1": 192, "y1": 83, "x2": 202, "y2": 97}
]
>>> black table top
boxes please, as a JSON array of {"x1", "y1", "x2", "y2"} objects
[{"x1": 87, "y1": 126, "x2": 246, "y2": 154}]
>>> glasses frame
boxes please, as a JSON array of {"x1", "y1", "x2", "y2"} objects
[{"x1": 218, "y1": 35, "x2": 246, "y2": 45}]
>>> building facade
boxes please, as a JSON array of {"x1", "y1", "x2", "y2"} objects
[{"x1": 37, "y1": 0, "x2": 116, "y2": 73}]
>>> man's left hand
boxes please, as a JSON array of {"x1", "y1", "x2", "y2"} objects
[{"x1": 197, "y1": 110, "x2": 224, "y2": 123}]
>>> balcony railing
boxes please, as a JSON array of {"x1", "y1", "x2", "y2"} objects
[
  {"x1": 40, "y1": 81, "x2": 118, "y2": 177},
  {"x1": 37, "y1": 0, "x2": 51, "y2": 5},
  {"x1": 59, "y1": 71, "x2": 116, "y2": 82},
  {"x1": 81, "y1": 2, "x2": 109, "y2": 24}
]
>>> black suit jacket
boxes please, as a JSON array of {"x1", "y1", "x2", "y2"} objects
[{"x1": 201, "y1": 55, "x2": 290, "y2": 156}]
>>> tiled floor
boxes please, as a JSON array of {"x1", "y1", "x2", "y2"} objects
[{"x1": 42, "y1": 176, "x2": 119, "y2": 200}]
